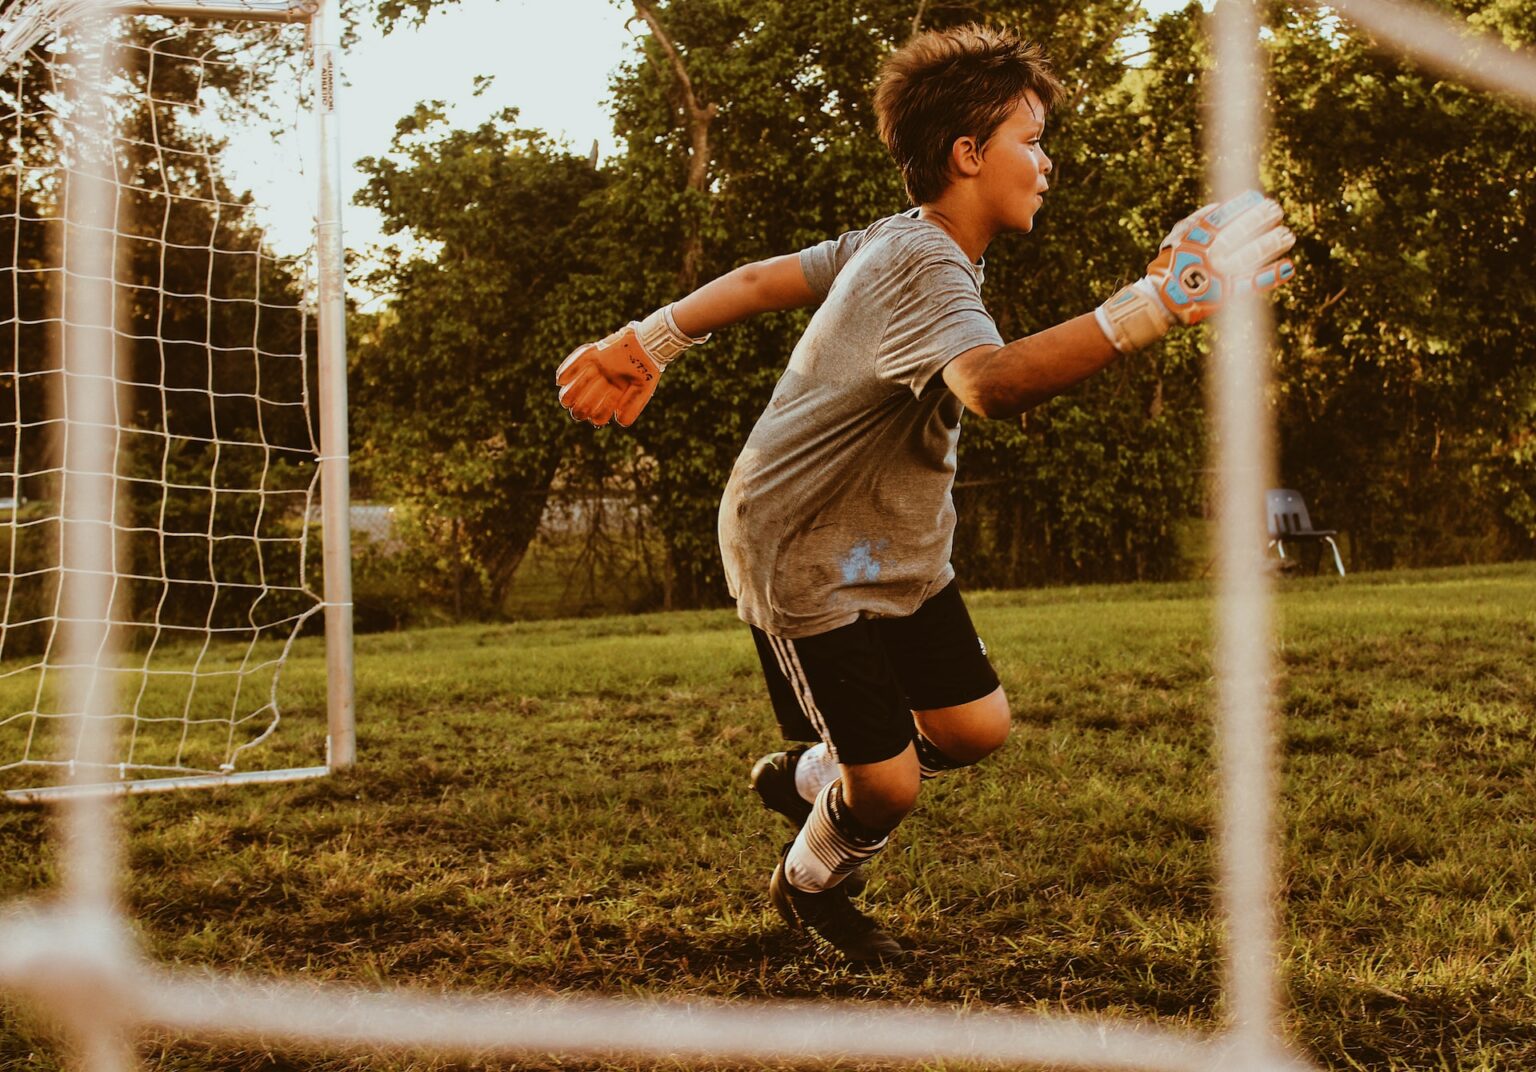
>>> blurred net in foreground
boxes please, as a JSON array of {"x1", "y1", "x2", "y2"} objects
[{"x1": 0, "y1": 0, "x2": 1533, "y2": 1070}]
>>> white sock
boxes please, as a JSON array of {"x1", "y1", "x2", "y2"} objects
[
  {"x1": 783, "y1": 781, "x2": 890, "y2": 893},
  {"x1": 793, "y1": 742, "x2": 838, "y2": 804}
]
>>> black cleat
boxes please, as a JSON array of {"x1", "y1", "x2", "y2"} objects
[
  {"x1": 769, "y1": 847, "x2": 907, "y2": 966},
  {"x1": 751, "y1": 747, "x2": 814, "y2": 828}
]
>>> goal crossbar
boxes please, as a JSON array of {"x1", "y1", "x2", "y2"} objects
[
  {"x1": 0, "y1": 0, "x2": 317, "y2": 71},
  {"x1": 116, "y1": 1, "x2": 318, "y2": 20}
]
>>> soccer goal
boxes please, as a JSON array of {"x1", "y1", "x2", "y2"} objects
[{"x1": 0, "y1": 0, "x2": 353, "y2": 804}]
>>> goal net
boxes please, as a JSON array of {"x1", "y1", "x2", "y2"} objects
[{"x1": 0, "y1": 0, "x2": 353, "y2": 803}]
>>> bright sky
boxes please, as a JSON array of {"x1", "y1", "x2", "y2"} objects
[
  {"x1": 226, "y1": 0, "x2": 1197, "y2": 297},
  {"x1": 225, "y1": 0, "x2": 633, "y2": 283},
  {"x1": 339, "y1": 0, "x2": 633, "y2": 265}
]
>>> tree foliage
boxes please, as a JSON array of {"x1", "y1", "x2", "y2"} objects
[
  {"x1": 583, "y1": 0, "x2": 1205, "y2": 603},
  {"x1": 1265, "y1": 3, "x2": 1536, "y2": 567},
  {"x1": 352, "y1": 105, "x2": 609, "y2": 615},
  {"x1": 351, "y1": 0, "x2": 1535, "y2": 616}
]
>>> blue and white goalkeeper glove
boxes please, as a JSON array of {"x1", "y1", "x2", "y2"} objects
[{"x1": 1096, "y1": 189, "x2": 1297, "y2": 355}]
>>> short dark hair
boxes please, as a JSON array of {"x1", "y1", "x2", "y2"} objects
[{"x1": 874, "y1": 24, "x2": 1066, "y2": 205}]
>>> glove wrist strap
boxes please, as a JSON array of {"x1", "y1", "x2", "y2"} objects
[
  {"x1": 636, "y1": 303, "x2": 710, "y2": 367},
  {"x1": 1096, "y1": 278, "x2": 1174, "y2": 355}
]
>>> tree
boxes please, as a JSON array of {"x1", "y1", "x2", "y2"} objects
[
  {"x1": 1264, "y1": 1, "x2": 1536, "y2": 567},
  {"x1": 352, "y1": 104, "x2": 608, "y2": 615},
  {"x1": 348, "y1": 0, "x2": 1534, "y2": 618}
]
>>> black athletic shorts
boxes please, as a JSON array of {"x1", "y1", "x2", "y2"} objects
[{"x1": 749, "y1": 579, "x2": 1000, "y2": 766}]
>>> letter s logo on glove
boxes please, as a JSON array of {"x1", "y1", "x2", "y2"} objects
[{"x1": 1149, "y1": 189, "x2": 1296, "y2": 326}]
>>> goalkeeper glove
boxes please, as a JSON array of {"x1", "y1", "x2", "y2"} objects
[
  {"x1": 555, "y1": 304, "x2": 709, "y2": 427},
  {"x1": 1095, "y1": 189, "x2": 1297, "y2": 355}
]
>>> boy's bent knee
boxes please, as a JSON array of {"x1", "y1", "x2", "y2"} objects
[{"x1": 915, "y1": 686, "x2": 1011, "y2": 765}]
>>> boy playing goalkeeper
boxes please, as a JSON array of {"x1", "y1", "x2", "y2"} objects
[{"x1": 556, "y1": 24, "x2": 1294, "y2": 964}]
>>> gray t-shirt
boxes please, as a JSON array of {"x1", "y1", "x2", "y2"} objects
[{"x1": 717, "y1": 211, "x2": 1005, "y2": 638}]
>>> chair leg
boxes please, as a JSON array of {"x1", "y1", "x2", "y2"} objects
[{"x1": 1325, "y1": 536, "x2": 1345, "y2": 577}]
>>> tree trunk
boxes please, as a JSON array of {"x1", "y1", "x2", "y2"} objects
[{"x1": 632, "y1": 0, "x2": 717, "y2": 291}]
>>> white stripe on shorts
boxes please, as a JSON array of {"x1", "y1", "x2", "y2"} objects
[{"x1": 766, "y1": 634, "x2": 837, "y2": 761}]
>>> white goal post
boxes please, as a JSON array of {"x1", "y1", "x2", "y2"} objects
[{"x1": 0, "y1": 0, "x2": 353, "y2": 803}]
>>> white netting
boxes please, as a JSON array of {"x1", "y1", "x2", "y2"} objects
[
  {"x1": 0, "y1": 0, "x2": 323, "y2": 797},
  {"x1": 0, "y1": 0, "x2": 1533, "y2": 1070}
]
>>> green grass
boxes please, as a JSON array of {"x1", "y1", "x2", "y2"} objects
[{"x1": 2, "y1": 562, "x2": 1534, "y2": 1071}]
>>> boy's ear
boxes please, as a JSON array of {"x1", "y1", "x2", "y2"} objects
[{"x1": 949, "y1": 134, "x2": 985, "y2": 178}]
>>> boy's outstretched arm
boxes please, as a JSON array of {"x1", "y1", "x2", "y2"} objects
[
  {"x1": 672, "y1": 254, "x2": 819, "y2": 336},
  {"x1": 944, "y1": 190, "x2": 1296, "y2": 420},
  {"x1": 557, "y1": 254, "x2": 816, "y2": 427},
  {"x1": 942, "y1": 314, "x2": 1120, "y2": 418}
]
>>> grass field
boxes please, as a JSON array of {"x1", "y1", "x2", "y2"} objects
[{"x1": 2, "y1": 562, "x2": 1533, "y2": 1071}]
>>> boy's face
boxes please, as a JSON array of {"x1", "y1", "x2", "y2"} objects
[{"x1": 975, "y1": 90, "x2": 1052, "y2": 235}]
